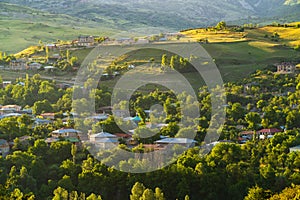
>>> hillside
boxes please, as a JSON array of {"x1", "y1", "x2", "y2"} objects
[
  {"x1": 2, "y1": 0, "x2": 300, "y2": 28},
  {"x1": 3, "y1": 23, "x2": 300, "y2": 88},
  {"x1": 0, "y1": 2, "x2": 119, "y2": 53},
  {"x1": 111, "y1": 24, "x2": 300, "y2": 84},
  {"x1": 1, "y1": 0, "x2": 300, "y2": 53}
]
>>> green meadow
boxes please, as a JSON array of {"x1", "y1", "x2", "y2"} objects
[{"x1": 0, "y1": 2, "x2": 115, "y2": 54}]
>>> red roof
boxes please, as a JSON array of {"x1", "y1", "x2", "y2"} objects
[
  {"x1": 240, "y1": 131, "x2": 255, "y2": 135},
  {"x1": 258, "y1": 128, "x2": 281, "y2": 133}
]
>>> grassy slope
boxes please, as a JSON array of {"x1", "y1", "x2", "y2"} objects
[
  {"x1": 4, "y1": 24, "x2": 300, "y2": 90},
  {"x1": 180, "y1": 25, "x2": 300, "y2": 81},
  {"x1": 0, "y1": 3, "x2": 116, "y2": 54}
]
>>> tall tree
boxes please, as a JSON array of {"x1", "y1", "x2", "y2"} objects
[{"x1": 130, "y1": 182, "x2": 146, "y2": 200}]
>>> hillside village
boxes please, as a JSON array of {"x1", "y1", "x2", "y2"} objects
[
  {"x1": 0, "y1": 32, "x2": 184, "y2": 72},
  {"x1": 1, "y1": 23, "x2": 300, "y2": 155},
  {"x1": 0, "y1": 22, "x2": 300, "y2": 199}
]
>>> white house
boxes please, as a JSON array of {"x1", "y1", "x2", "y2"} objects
[
  {"x1": 77, "y1": 36, "x2": 95, "y2": 46},
  {"x1": 2, "y1": 81, "x2": 12, "y2": 88},
  {"x1": 28, "y1": 62, "x2": 42, "y2": 70},
  {"x1": 89, "y1": 132, "x2": 117, "y2": 142},
  {"x1": 258, "y1": 128, "x2": 281, "y2": 140},
  {"x1": 93, "y1": 138, "x2": 119, "y2": 149},
  {"x1": 89, "y1": 131, "x2": 119, "y2": 149},
  {"x1": 289, "y1": 145, "x2": 300, "y2": 152},
  {"x1": 52, "y1": 128, "x2": 81, "y2": 138}
]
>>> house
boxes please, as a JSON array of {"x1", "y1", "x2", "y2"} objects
[
  {"x1": 155, "y1": 138, "x2": 197, "y2": 147},
  {"x1": 56, "y1": 83, "x2": 71, "y2": 90},
  {"x1": 77, "y1": 36, "x2": 95, "y2": 46},
  {"x1": 45, "y1": 43, "x2": 57, "y2": 50},
  {"x1": 239, "y1": 131, "x2": 255, "y2": 140},
  {"x1": 86, "y1": 114, "x2": 109, "y2": 122},
  {"x1": 159, "y1": 37, "x2": 168, "y2": 42},
  {"x1": 47, "y1": 54, "x2": 61, "y2": 64},
  {"x1": 17, "y1": 82, "x2": 25, "y2": 86},
  {"x1": 289, "y1": 145, "x2": 300, "y2": 152},
  {"x1": 89, "y1": 131, "x2": 119, "y2": 149},
  {"x1": 135, "y1": 38, "x2": 150, "y2": 44},
  {"x1": 46, "y1": 128, "x2": 81, "y2": 144},
  {"x1": 277, "y1": 62, "x2": 295, "y2": 74},
  {"x1": 10, "y1": 59, "x2": 27, "y2": 70},
  {"x1": 92, "y1": 138, "x2": 119, "y2": 149},
  {"x1": 51, "y1": 128, "x2": 81, "y2": 139},
  {"x1": 44, "y1": 66, "x2": 57, "y2": 72},
  {"x1": 131, "y1": 116, "x2": 141, "y2": 124},
  {"x1": 34, "y1": 118, "x2": 52, "y2": 126},
  {"x1": 22, "y1": 108, "x2": 32, "y2": 114},
  {"x1": 0, "y1": 139, "x2": 10, "y2": 157},
  {"x1": 27, "y1": 62, "x2": 42, "y2": 70},
  {"x1": 1, "y1": 113, "x2": 22, "y2": 118},
  {"x1": 116, "y1": 38, "x2": 135, "y2": 45},
  {"x1": 0, "y1": 105, "x2": 21, "y2": 113},
  {"x1": 258, "y1": 128, "x2": 281, "y2": 139},
  {"x1": 89, "y1": 131, "x2": 117, "y2": 142},
  {"x1": 40, "y1": 113, "x2": 55, "y2": 120},
  {"x1": 2, "y1": 81, "x2": 12, "y2": 88}
]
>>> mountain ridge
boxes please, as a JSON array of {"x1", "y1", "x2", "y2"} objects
[
  {"x1": 1, "y1": 0, "x2": 300, "y2": 53},
  {"x1": 2, "y1": 0, "x2": 300, "y2": 30}
]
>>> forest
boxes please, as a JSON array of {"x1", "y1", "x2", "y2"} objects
[{"x1": 0, "y1": 66, "x2": 300, "y2": 199}]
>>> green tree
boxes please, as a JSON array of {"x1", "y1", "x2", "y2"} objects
[
  {"x1": 130, "y1": 182, "x2": 146, "y2": 200},
  {"x1": 269, "y1": 184, "x2": 300, "y2": 200},
  {"x1": 244, "y1": 186, "x2": 271, "y2": 200},
  {"x1": 154, "y1": 187, "x2": 165, "y2": 200},
  {"x1": 32, "y1": 99, "x2": 53, "y2": 115},
  {"x1": 53, "y1": 187, "x2": 68, "y2": 200},
  {"x1": 141, "y1": 188, "x2": 155, "y2": 200},
  {"x1": 227, "y1": 102, "x2": 246, "y2": 122},
  {"x1": 10, "y1": 188, "x2": 23, "y2": 200},
  {"x1": 170, "y1": 55, "x2": 176, "y2": 69},
  {"x1": 245, "y1": 112, "x2": 261, "y2": 130},
  {"x1": 161, "y1": 54, "x2": 168, "y2": 71},
  {"x1": 286, "y1": 110, "x2": 300, "y2": 129},
  {"x1": 45, "y1": 46, "x2": 49, "y2": 62},
  {"x1": 58, "y1": 175, "x2": 74, "y2": 192},
  {"x1": 87, "y1": 193, "x2": 103, "y2": 200},
  {"x1": 133, "y1": 126, "x2": 160, "y2": 144},
  {"x1": 216, "y1": 21, "x2": 227, "y2": 30},
  {"x1": 71, "y1": 144, "x2": 77, "y2": 164}
]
